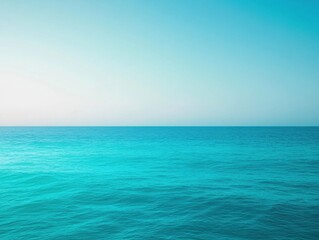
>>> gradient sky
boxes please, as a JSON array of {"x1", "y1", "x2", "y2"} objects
[{"x1": 0, "y1": 0, "x2": 318, "y2": 126}]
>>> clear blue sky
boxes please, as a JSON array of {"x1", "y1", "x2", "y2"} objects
[{"x1": 0, "y1": 0, "x2": 318, "y2": 126}]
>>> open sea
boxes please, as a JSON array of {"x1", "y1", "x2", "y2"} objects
[{"x1": 0, "y1": 127, "x2": 318, "y2": 240}]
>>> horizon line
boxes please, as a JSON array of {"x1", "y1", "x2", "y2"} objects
[{"x1": 0, "y1": 125, "x2": 318, "y2": 128}]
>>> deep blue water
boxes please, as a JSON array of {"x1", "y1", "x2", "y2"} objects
[{"x1": 0, "y1": 127, "x2": 319, "y2": 240}]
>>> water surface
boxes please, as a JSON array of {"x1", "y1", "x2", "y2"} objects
[{"x1": 0, "y1": 127, "x2": 318, "y2": 239}]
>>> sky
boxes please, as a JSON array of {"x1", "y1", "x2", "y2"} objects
[{"x1": 0, "y1": 0, "x2": 318, "y2": 126}]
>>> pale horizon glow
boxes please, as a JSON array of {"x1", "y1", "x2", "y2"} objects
[{"x1": 1, "y1": 0, "x2": 319, "y2": 126}]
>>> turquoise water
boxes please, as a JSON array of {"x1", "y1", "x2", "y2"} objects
[{"x1": 0, "y1": 127, "x2": 318, "y2": 240}]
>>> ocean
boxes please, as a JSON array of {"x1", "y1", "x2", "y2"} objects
[{"x1": 0, "y1": 127, "x2": 318, "y2": 239}]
